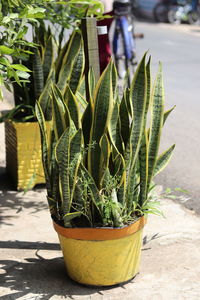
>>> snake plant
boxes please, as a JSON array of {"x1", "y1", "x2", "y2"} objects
[
  {"x1": 1, "y1": 24, "x2": 84, "y2": 122},
  {"x1": 36, "y1": 53, "x2": 175, "y2": 228}
]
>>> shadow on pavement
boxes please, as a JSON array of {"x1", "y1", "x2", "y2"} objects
[
  {"x1": 0, "y1": 240, "x2": 60, "y2": 250},
  {"x1": 0, "y1": 168, "x2": 47, "y2": 227},
  {"x1": 0, "y1": 254, "x2": 131, "y2": 299},
  {"x1": 0, "y1": 190, "x2": 47, "y2": 226}
]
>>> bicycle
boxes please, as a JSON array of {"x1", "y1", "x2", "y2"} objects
[
  {"x1": 167, "y1": 0, "x2": 200, "y2": 24},
  {"x1": 112, "y1": 0, "x2": 140, "y2": 86}
]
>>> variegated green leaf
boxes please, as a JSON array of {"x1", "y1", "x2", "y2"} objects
[
  {"x1": 43, "y1": 35, "x2": 54, "y2": 83},
  {"x1": 68, "y1": 40, "x2": 85, "y2": 94},
  {"x1": 64, "y1": 85, "x2": 81, "y2": 129},
  {"x1": 75, "y1": 91, "x2": 88, "y2": 111},
  {"x1": 163, "y1": 105, "x2": 176, "y2": 125},
  {"x1": 57, "y1": 31, "x2": 82, "y2": 91},
  {"x1": 55, "y1": 39, "x2": 70, "y2": 82},
  {"x1": 69, "y1": 129, "x2": 82, "y2": 203},
  {"x1": 76, "y1": 75, "x2": 86, "y2": 99},
  {"x1": 125, "y1": 88, "x2": 132, "y2": 117},
  {"x1": 82, "y1": 102, "x2": 92, "y2": 149},
  {"x1": 120, "y1": 93, "x2": 130, "y2": 148},
  {"x1": 145, "y1": 56, "x2": 151, "y2": 117},
  {"x1": 127, "y1": 53, "x2": 147, "y2": 169},
  {"x1": 110, "y1": 189, "x2": 123, "y2": 227},
  {"x1": 109, "y1": 102, "x2": 123, "y2": 154},
  {"x1": 33, "y1": 48, "x2": 44, "y2": 99},
  {"x1": 126, "y1": 162, "x2": 138, "y2": 213},
  {"x1": 99, "y1": 133, "x2": 111, "y2": 174},
  {"x1": 55, "y1": 127, "x2": 75, "y2": 214},
  {"x1": 38, "y1": 71, "x2": 55, "y2": 121},
  {"x1": 51, "y1": 85, "x2": 69, "y2": 140},
  {"x1": 88, "y1": 61, "x2": 113, "y2": 186},
  {"x1": 111, "y1": 62, "x2": 118, "y2": 99},
  {"x1": 147, "y1": 63, "x2": 164, "y2": 192},
  {"x1": 48, "y1": 129, "x2": 60, "y2": 213},
  {"x1": 113, "y1": 152, "x2": 126, "y2": 185},
  {"x1": 35, "y1": 101, "x2": 51, "y2": 194},
  {"x1": 88, "y1": 67, "x2": 95, "y2": 101},
  {"x1": 154, "y1": 144, "x2": 175, "y2": 176},
  {"x1": 139, "y1": 131, "x2": 148, "y2": 206}
]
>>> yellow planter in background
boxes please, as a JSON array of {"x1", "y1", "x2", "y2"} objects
[
  {"x1": 53, "y1": 216, "x2": 146, "y2": 286},
  {"x1": 5, "y1": 120, "x2": 51, "y2": 190}
]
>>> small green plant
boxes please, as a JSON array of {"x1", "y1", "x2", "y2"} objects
[
  {"x1": 36, "y1": 51, "x2": 175, "y2": 228},
  {"x1": 162, "y1": 187, "x2": 190, "y2": 201}
]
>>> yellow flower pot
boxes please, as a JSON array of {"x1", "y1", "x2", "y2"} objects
[
  {"x1": 5, "y1": 120, "x2": 51, "y2": 190},
  {"x1": 53, "y1": 216, "x2": 146, "y2": 286}
]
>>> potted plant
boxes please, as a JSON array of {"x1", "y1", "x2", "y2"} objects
[
  {"x1": 4, "y1": 24, "x2": 84, "y2": 190},
  {"x1": 0, "y1": 1, "x2": 53, "y2": 189},
  {"x1": 36, "y1": 46, "x2": 175, "y2": 285},
  {"x1": 1, "y1": 0, "x2": 103, "y2": 190}
]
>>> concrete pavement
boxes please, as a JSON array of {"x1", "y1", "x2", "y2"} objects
[{"x1": 0, "y1": 101, "x2": 200, "y2": 299}]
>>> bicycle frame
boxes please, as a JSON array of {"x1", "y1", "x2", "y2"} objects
[{"x1": 113, "y1": 16, "x2": 135, "y2": 61}]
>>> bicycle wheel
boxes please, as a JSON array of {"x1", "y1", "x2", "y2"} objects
[
  {"x1": 153, "y1": 3, "x2": 169, "y2": 22},
  {"x1": 187, "y1": 11, "x2": 199, "y2": 24},
  {"x1": 168, "y1": 8, "x2": 180, "y2": 24}
]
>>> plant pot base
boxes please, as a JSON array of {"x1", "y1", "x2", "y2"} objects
[{"x1": 54, "y1": 217, "x2": 146, "y2": 286}]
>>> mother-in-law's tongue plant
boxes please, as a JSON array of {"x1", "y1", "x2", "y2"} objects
[{"x1": 36, "y1": 52, "x2": 175, "y2": 228}]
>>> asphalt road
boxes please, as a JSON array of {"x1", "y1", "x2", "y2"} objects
[{"x1": 135, "y1": 21, "x2": 200, "y2": 213}]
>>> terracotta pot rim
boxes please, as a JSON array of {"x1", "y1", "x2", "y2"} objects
[{"x1": 53, "y1": 215, "x2": 146, "y2": 241}]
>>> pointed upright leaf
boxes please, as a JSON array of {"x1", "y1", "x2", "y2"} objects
[
  {"x1": 139, "y1": 131, "x2": 148, "y2": 206},
  {"x1": 55, "y1": 128, "x2": 75, "y2": 214},
  {"x1": 120, "y1": 93, "x2": 130, "y2": 148},
  {"x1": 64, "y1": 85, "x2": 81, "y2": 129},
  {"x1": 163, "y1": 105, "x2": 176, "y2": 125},
  {"x1": 109, "y1": 102, "x2": 124, "y2": 154},
  {"x1": 88, "y1": 61, "x2": 114, "y2": 186},
  {"x1": 88, "y1": 67, "x2": 95, "y2": 101},
  {"x1": 147, "y1": 63, "x2": 165, "y2": 192},
  {"x1": 35, "y1": 102, "x2": 51, "y2": 194},
  {"x1": 154, "y1": 144, "x2": 175, "y2": 176},
  {"x1": 52, "y1": 85, "x2": 70, "y2": 140},
  {"x1": 68, "y1": 40, "x2": 85, "y2": 93},
  {"x1": 99, "y1": 133, "x2": 111, "y2": 173},
  {"x1": 43, "y1": 35, "x2": 54, "y2": 83},
  {"x1": 57, "y1": 31, "x2": 82, "y2": 91},
  {"x1": 33, "y1": 48, "x2": 44, "y2": 99},
  {"x1": 125, "y1": 53, "x2": 147, "y2": 177}
]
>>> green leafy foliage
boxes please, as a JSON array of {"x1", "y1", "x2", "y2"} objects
[
  {"x1": 36, "y1": 49, "x2": 175, "y2": 228},
  {"x1": 0, "y1": 0, "x2": 103, "y2": 108},
  {"x1": 1, "y1": 27, "x2": 84, "y2": 122}
]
